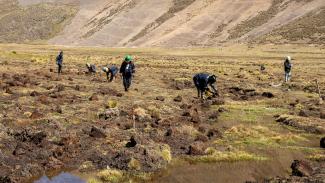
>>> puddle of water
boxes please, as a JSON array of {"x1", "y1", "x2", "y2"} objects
[
  {"x1": 34, "y1": 172, "x2": 86, "y2": 183},
  {"x1": 152, "y1": 149, "x2": 305, "y2": 183}
]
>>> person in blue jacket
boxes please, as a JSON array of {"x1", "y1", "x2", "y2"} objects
[
  {"x1": 102, "y1": 65, "x2": 118, "y2": 82},
  {"x1": 56, "y1": 51, "x2": 63, "y2": 75},
  {"x1": 193, "y1": 73, "x2": 218, "y2": 99},
  {"x1": 86, "y1": 63, "x2": 97, "y2": 74}
]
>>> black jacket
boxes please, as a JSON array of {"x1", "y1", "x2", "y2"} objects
[
  {"x1": 284, "y1": 61, "x2": 292, "y2": 72},
  {"x1": 120, "y1": 61, "x2": 135, "y2": 76},
  {"x1": 193, "y1": 73, "x2": 217, "y2": 93}
]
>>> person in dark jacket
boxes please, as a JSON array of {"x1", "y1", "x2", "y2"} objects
[
  {"x1": 86, "y1": 63, "x2": 97, "y2": 74},
  {"x1": 56, "y1": 51, "x2": 63, "y2": 75},
  {"x1": 103, "y1": 65, "x2": 118, "y2": 82},
  {"x1": 284, "y1": 56, "x2": 292, "y2": 82},
  {"x1": 120, "y1": 55, "x2": 135, "y2": 91},
  {"x1": 193, "y1": 73, "x2": 218, "y2": 99}
]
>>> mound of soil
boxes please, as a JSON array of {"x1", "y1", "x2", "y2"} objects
[
  {"x1": 228, "y1": 86, "x2": 260, "y2": 101},
  {"x1": 321, "y1": 137, "x2": 325, "y2": 148},
  {"x1": 89, "y1": 126, "x2": 106, "y2": 138},
  {"x1": 172, "y1": 79, "x2": 193, "y2": 90},
  {"x1": 291, "y1": 160, "x2": 313, "y2": 177},
  {"x1": 156, "y1": 96, "x2": 165, "y2": 101},
  {"x1": 98, "y1": 87, "x2": 120, "y2": 96},
  {"x1": 275, "y1": 115, "x2": 325, "y2": 134},
  {"x1": 125, "y1": 136, "x2": 137, "y2": 148},
  {"x1": 174, "y1": 95, "x2": 183, "y2": 102},
  {"x1": 89, "y1": 93, "x2": 99, "y2": 101},
  {"x1": 11, "y1": 129, "x2": 47, "y2": 145},
  {"x1": 267, "y1": 160, "x2": 325, "y2": 183},
  {"x1": 187, "y1": 142, "x2": 205, "y2": 155}
]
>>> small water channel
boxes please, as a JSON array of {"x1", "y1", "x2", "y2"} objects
[{"x1": 33, "y1": 148, "x2": 303, "y2": 183}]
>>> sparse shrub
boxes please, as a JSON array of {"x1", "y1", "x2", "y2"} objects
[
  {"x1": 134, "y1": 107, "x2": 151, "y2": 122},
  {"x1": 204, "y1": 147, "x2": 217, "y2": 155},
  {"x1": 176, "y1": 125, "x2": 199, "y2": 137},
  {"x1": 160, "y1": 145, "x2": 172, "y2": 163},
  {"x1": 147, "y1": 105, "x2": 161, "y2": 119},
  {"x1": 79, "y1": 161, "x2": 94, "y2": 171},
  {"x1": 128, "y1": 158, "x2": 141, "y2": 171},
  {"x1": 97, "y1": 169, "x2": 124, "y2": 183},
  {"x1": 12, "y1": 51, "x2": 17, "y2": 54},
  {"x1": 106, "y1": 100, "x2": 118, "y2": 109},
  {"x1": 295, "y1": 103, "x2": 304, "y2": 111}
]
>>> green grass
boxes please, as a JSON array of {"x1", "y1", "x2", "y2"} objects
[
  {"x1": 218, "y1": 125, "x2": 307, "y2": 147},
  {"x1": 219, "y1": 104, "x2": 288, "y2": 124}
]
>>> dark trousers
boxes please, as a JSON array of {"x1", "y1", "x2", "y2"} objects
[
  {"x1": 107, "y1": 72, "x2": 117, "y2": 82},
  {"x1": 123, "y1": 75, "x2": 132, "y2": 91},
  {"x1": 193, "y1": 77, "x2": 205, "y2": 98},
  {"x1": 196, "y1": 86, "x2": 207, "y2": 99},
  {"x1": 58, "y1": 64, "x2": 62, "y2": 74}
]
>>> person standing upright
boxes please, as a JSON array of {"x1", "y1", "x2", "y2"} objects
[
  {"x1": 284, "y1": 56, "x2": 293, "y2": 82},
  {"x1": 56, "y1": 51, "x2": 63, "y2": 75},
  {"x1": 119, "y1": 55, "x2": 135, "y2": 92}
]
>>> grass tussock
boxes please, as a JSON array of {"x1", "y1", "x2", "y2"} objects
[
  {"x1": 106, "y1": 100, "x2": 118, "y2": 109},
  {"x1": 188, "y1": 149, "x2": 267, "y2": 163},
  {"x1": 97, "y1": 169, "x2": 124, "y2": 183},
  {"x1": 219, "y1": 125, "x2": 307, "y2": 146},
  {"x1": 89, "y1": 169, "x2": 154, "y2": 183},
  {"x1": 128, "y1": 158, "x2": 141, "y2": 171},
  {"x1": 160, "y1": 144, "x2": 172, "y2": 163},
  {"x1": 175, "y1": 125, "x2": 200, "y2": 138},
  {"x1": 308, "y1": 154, "x2": 325, "y2": 162}
]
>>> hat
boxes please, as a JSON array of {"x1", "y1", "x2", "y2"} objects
[
  {"x1": 102, "y1": 67, "x2": 109, "y2": 72},
  {"x1": 285, "y1": 56, "x2": 291, "y2": 61},
  {"x1": 124, "y1": 55, "x2": 132, "y2": 62},
  {"x1": 86, "y1": 63, "x2": 91, "y2": 67}
]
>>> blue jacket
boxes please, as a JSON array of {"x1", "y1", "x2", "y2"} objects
[
  {"x1": 56, "y1": 53, "x2": 63, "y2": 65},
  {"x1": 109, "y1": 66, "x2": 118, "y2": 75},
  {"x1": 193, "y1": 73, "x2": 218, "y2": 93},
  {"x1": 193, "y1": 73, "x2": 209, "y2": 89}
]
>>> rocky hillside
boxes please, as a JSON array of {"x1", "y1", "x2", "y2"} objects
[
  {"x1": 0, "y1": 0, "x2": 77, "y2": 43},
  {"x1": 1, "y1": 0, "x2": 325, "y2": 46}
]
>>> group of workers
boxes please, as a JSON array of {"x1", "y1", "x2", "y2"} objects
[
  {"x1": 56, "y1": 51, "x2": 293, "y2": 99},
  {"x1": 56, "y1": 52, "x2": 135, "y2": 92}
]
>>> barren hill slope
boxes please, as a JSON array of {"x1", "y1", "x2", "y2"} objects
[
  {"x1": 1, "y1": 0, "x2": 325, "y2": 46},
  {"x1": 0, "y1": 0, "x2": 77, "y2": 43}
]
